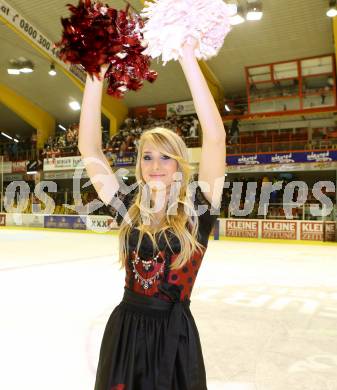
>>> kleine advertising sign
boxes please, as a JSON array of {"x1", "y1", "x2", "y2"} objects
[
  {"x1": 262, "y1": 221, "x2": 297, "y2": 240},
  {"x1": 300, "y1": 222, "x2": 323, "y2": 241},
  {"x1": 226, "y1": 220, "x2": 258, "y2": 238}
]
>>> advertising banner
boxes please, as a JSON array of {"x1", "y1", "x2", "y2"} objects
[
  {"x1": 227, "y1": 150, "x2": 337, "y2": 166},
  {"x1": 41, "y1": 150, "x2": 337, "y2": 174},
  {"x1": 6, "y1": 213, "x2": 44, "y2": 227},
  {"x1": 115, "y1": 152, "x2": 136, "y2": 167},
  {"x1": 3, "y1": 173, "x2": 24, "y2": 181},
  {"x1": 225, "y1": 219, "x2": 259, "y2": 238},
  {"x1": 167, "y1": 100, "x2": 196, "y2": 116},
  {"x1": 262, "y1": 221, "x2": 297, "y2": 240},
  {"x1": 0, "y1": 161, "x2": 12, "y2": 173},
  {"x1": 44, "y1": 215, "x2": 87, "y2": 230},
  {"x1": 324, "y1": 222, "x2": 336, "y2": 242},
  {"x1": 43, "y1": 156, "x2": 84, "y2": 171},
  {"x1": 86, "y1": 215, "x2": 118, "y2": 232},
  {"x1": 300, "y1": 222, "x2": 323, "y2": 241},
  {"x1": 12, "y1": 161, "x2": 27, "y2": 173},
  {"x1": 226, "y1": 161, "x2": 337, "y2": 173}
]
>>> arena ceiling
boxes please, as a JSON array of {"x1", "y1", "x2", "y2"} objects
[{"x1": 0, "y1": 0, "x2": 335, "y2": 135}]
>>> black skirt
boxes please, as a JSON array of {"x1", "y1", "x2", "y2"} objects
[{"x1": 94, "y1": 286, "x2": 208, "y2": 390}]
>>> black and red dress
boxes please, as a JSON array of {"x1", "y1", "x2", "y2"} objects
[{"x1": 94, "y1": 186, "x2": 218, "y2": 390}]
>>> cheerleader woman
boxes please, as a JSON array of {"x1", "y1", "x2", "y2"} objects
[{"x1": 78, "y1": 37, "x2": 226, "y2": 390}]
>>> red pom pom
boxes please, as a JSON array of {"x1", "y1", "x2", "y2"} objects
[{"x1": 56, "y1": 0, "x2": 158, "y2": 98}]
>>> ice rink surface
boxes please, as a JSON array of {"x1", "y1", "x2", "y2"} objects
[{"x1": 0, "y1": 228, "x2": 337, "y2": 390}]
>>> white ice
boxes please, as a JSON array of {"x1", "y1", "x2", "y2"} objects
[{"x1": 0, "y1": 228, "x2": 336, "y2": 390}]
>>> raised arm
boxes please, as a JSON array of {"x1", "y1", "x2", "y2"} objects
[
  {"x1": 178, "y1": 39, "x2": 226, "y2": 207},
  {"x1": 78, "y1": 68, "x2": 120, "y2": 206}
]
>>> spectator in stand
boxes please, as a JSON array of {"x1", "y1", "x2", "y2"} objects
[
  {"x1": 189, "y1": 116, "x2": 199, "y2": 137},
  {"x1": 119, "y1": 140, "x2": 127, "y2": 157},
  {"x1": 72, "y1": 125, "x2": 79, "y2": 141},
  {"x1": 31, "y1": 132, "x2": 37, "y2": 153},
  {"x1": 125, "y1": 134, "x2": 135, "y2": 151},
  {"x1": 42, "y1": 145, "x2": 51, "y2": 162},
  {"x1": 181, "y1": 119, "x2": 190, "y2": 138},
  {"x1": 229, "y1": 117, "x2": 240, "y2": 144},
  {"x1": 68, "y1": 126, "x2": 76, "y2": 145},
  {"x1": 124, "y1": 117, "x2": 133, "y2": 129},
  {"x1": 146, "y1": 111, "x2": 156, "y2": 126},
  {"x1": 176, "y1": 125, "x2": 184, "y2": 139},
  {"x1": 46, "y1": 135, "x2": 53, "y2": 147},
  {"x1": 59, "y1": 134, "x2": 66, "y2": 148},
  {"x1": 51, "y1": 145, "x2": 61, "y2": 160}
]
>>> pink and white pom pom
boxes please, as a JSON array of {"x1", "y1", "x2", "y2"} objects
[{"x1": 140, "y1": 0, "x2": 236, "y2": 64}]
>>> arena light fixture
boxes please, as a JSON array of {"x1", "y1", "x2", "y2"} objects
[
  {"x1": 7, "y1": 67, "x2": 20, "y2": 75},
  {"x1": 58, "y1": 124, "x2": 67, "y2": 131},
  {"x1": 69, "y1": 100, "x2": 81, "y2": 111},
  {"x1": 230, "y1": 5, "x2": 245, "y2": 25},
  {"x1": 246, "y1": 1, "x2": 263, "y2": 21},
  {"x1": 225, "y1": 104, "x2": 231, "y2": 112},
  {"x1": 7, "y1": 60, "x2": 21, "y2": 75},
  {"x1": 1, "y1": 132, "x2": 13, "y2": 140},
  {"x1": 49, "y1": 63, "x2": 57, "y2": 76},
  {"x1": 7, "y1": 68, "x2": 20, "y2": 75},
  {"x1": 20, "y1": 60, "x2": 34, "y2": 73},
  {"x1": 327, "y1": 0, "x2": 337, "y2": 17}
]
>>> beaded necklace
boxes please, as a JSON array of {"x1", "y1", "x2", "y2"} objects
[{"x1": 131, "y1": 250, "x2": 165, "y2": 290}]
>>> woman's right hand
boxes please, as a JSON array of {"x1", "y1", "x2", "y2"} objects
[
  {"x1": 99, "y1": 63, "x2": 110, "y2": 79},
  {"x1": 90, "y1": 63, "x2": 110, "y2": 82}
]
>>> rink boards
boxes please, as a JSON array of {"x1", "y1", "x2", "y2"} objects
[
  {"x1": 219, "y1": 219, "x2": 337, "y2": 242},
  {"x1": 0, "y1": 212, "x2": 336, "y2": 242}
]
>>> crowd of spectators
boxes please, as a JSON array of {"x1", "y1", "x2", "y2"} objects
[
  {"x1": 41, "y1": 124, "x2": 79, "y2": 162},
  {"x1": 105, "y1": 113, "x2": 200, "y2": 156},
  {"x1": 38, "y1": 113, "x2": 200, "y2": 163},
  {"x1": 2, "y1": 113, "x2": 337, "y2": 164},
  {"x1": 0, "y1": 133, "x2": 37, "y2": 161}
]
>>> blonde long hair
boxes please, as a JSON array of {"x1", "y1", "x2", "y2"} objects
[{"x1": 118, "y1": 127, "x2": 205, "y2": 270}]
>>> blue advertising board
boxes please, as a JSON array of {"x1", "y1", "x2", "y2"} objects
[
  {"x1": 44, "y1": 215, "x2": 87, "y2": 230},
  {"x1": 115, "y1": 152, "x2": 137, "y2": 167},
  {"x1": 226, "y1": 150, "x2": 337, "y2": 166}
]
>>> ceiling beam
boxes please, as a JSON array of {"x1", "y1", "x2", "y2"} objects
[
  {"x1": 198, "y1": 61, "x2": 224, "y2": 112},
  {"x1": 138, "y1": 0, "x2": 224, "y2": 112},
  {"x1": 0, "y1": 83, "x2": 55, "y2": 149}
]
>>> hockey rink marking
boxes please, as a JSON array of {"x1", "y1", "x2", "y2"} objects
[{"x1": 288, "y1": 354, "x2": 337, "y2": 373}]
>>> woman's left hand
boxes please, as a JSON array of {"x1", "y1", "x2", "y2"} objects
[{"x1": 179, "y1": 36, "x2": 198, "y2": 62}]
